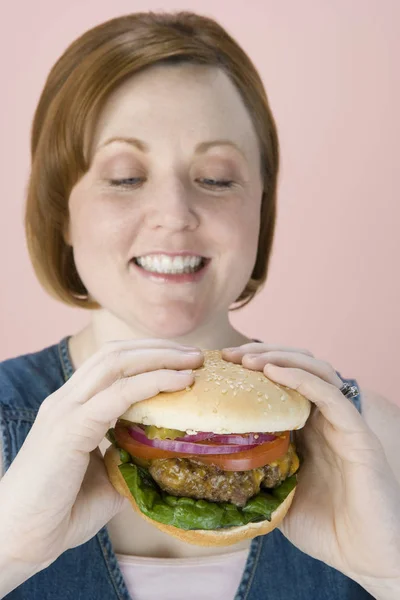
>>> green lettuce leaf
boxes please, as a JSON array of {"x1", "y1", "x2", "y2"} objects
[{"x1": 118, "y1": 461, "x2": 297, "y2": 531}]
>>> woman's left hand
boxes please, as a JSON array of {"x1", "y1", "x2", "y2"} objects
[{"x1": 222, "y1": 344, "x2": 400, "y2": 583}]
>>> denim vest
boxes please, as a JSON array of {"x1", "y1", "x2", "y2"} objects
[{"x1": 0, "y1": 336, "x2": 374, "y2": 599}]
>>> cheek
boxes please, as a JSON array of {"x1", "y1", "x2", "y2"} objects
[
  {"x1": 217, "y1": 200, "x2": 260, "y2": 258},
  {"x1": 69, "y1": 199, "x2": 135, "y2": 254}
]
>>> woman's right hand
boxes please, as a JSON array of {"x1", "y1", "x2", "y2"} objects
[{"x1": 0, "y1": 339, "x2": 203, "y2": 569}]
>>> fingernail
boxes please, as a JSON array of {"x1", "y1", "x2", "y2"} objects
[
  {"x1": 184, "y1": 350, "x2": 202, "y2": 355},
  {"x1": 223, "y1": 347, "x2": 238, "y2": 352},
  {"x1": 178, "y1": 369, "x2": 193, "y2": 375},
  {"x1": 245, "y1": 354, "x2": 261, "y2": 360}
]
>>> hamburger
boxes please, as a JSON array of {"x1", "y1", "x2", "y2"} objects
[{"x1": 104, "y1": 350, "x2": 311, "y2": 546}]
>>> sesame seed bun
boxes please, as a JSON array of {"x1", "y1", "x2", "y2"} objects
[
  {"x1": 119, "y1": 350, "x2": 311, "y2": 433},
  {"x1": 104, "y1": 444, "x2": 297, "y2": 546}
]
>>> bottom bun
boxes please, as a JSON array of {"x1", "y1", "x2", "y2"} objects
[{"x1": 104, "y1": 445, "x2": 296, "y2": 547}]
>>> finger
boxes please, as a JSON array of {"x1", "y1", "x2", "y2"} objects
[
  {"x1": 63, "y1": 348, "x2": 203, "y2": 404},
  {"x1": 81, "y1": 369, "x2": 196, "y2": 441},
  {"x1": 263, "y1": 364, "x2": 365, "y2": 434},
  {"x1": 222, "y1": 343, "x2": 314, "y2": 362},
  {"x1": 242, "y1": 351, "x2": 342, "y2": 388},
  {"x1": 67, "y1": 338, "x2": 201, "y2": 379}
]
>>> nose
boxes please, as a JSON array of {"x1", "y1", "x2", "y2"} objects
[{"x1": 145, "y1": 179, "x2": 199, "y2": 232}]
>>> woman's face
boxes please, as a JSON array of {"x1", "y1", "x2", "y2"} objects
[{"x1": 66, "y1": 63, "x2": 264, "y2": 338}]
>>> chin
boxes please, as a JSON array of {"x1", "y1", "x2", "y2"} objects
[{"x1": 131, "y1": 305, "x2": 212, "y2": 339}]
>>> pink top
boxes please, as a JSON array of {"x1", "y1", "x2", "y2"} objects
[{"x1": 115, "y1": 548, "x2": 251, "y2": 600}]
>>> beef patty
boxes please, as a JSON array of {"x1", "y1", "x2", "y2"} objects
[{"x1": 146, "y1": 442, "x2": 299, "y2": 507}]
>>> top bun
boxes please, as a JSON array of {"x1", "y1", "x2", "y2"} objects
[{"x1": 120, "y1": 350, "x2": 311, "y2": 434}]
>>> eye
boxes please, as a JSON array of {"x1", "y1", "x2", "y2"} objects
[
  {"x1": 108, "y1": 177, "x2": 143, "y2": 188},
  {"x1": 199, "y1": 178, "x2": 235, "y2": 189}
]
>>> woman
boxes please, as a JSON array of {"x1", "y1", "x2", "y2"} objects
[{"x1": 0, "y1": 10, "x2": 399, "y2": 600}]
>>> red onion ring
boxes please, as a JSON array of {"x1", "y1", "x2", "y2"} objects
[
  {"x1": 135, "y1": 425, "x2": 276, "y2": 445},
  {"x1": 128, "y1": 426, "x2": 259, "y2": 454}
]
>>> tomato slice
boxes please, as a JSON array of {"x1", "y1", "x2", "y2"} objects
[
  {"x1": 189, "y1": 433, "x2": 290, "y2": 470},
  {"x1": 114, "y1": 425, "x2": 290, "y2": 471}
]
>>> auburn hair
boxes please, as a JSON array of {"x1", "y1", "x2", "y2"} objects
[{"x1": 25, "y1": 10, "x2": 279, "y2": 311}]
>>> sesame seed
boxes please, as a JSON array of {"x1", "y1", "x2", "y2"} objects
[
  {"x1": 221, "y1": 389, "x2": 227, "y2": 394},
  {"x1": 267, "y1": 403, "x2": 272, "y2": 409},
  {"x1": 257, "y1": 391, "x2": 263, "y2": 397}
]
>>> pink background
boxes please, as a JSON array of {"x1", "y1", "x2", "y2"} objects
[{"x1": 0, "y1": 1, "x2": 398, "y2": 404}]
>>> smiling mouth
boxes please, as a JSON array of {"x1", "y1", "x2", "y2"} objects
[{"x1": 132, "y1": 257, "x2": 209, "y2": 275}]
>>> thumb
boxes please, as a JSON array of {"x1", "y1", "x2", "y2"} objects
[{"x1": 67, "y1": 447, "x2": 129, "y2": 548}]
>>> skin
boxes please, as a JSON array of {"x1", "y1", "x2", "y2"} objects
[{"x1": 65, "y1": 63, "x2": 264, "y2": 361}]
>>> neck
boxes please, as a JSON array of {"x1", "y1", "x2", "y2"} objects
[{"x1": 68, "y1": 309, "x2": 253, "y2": 370}]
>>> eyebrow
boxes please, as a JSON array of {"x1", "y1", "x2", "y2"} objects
[{"x1": 96, "y1": 136, "x2": 248, "y2": 161}]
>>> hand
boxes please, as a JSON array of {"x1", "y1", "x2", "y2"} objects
[
  {"x1": 0, "y1": 339, "x2": 203, "y2": 569},
  {"x1": 222, "y1": 343, "x2": 400, "y2": 582}
]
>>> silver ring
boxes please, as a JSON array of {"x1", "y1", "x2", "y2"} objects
[{"x1": 340, "y1": 382, "x2": 359, "y2": 399}]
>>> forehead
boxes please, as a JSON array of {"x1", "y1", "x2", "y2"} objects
[{"x1": 89, "y1": 64, "x2": 261, "y2": 165}]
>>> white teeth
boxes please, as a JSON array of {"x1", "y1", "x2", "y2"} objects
[{"x1": 135, "y1": 254, "x2": 204, "y2": 274}]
